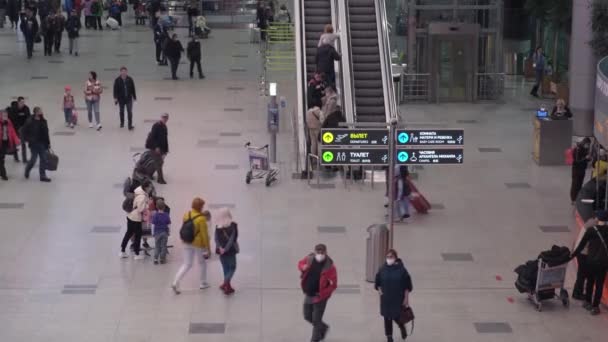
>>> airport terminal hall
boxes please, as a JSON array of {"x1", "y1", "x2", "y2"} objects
[{"x1": 3, "y1": 0, "x2": 608, "y2": 341}]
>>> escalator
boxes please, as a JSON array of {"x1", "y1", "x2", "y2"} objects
[
  {"x1": 303, "y1": 0, "x2": 332, "y2": 79},
  {"x1": 346, "y1": 0, "x2": 391, "y2": 123}
]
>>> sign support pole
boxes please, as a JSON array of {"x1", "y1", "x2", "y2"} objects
[{"x1": 388, "y1": 118, "x2": 398, "y2": 248}]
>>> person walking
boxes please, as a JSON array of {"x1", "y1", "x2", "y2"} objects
[
  {"x1": 7, "y1": 96, "x2": 30, "y2": 163},
  {"x1": 0, "y1": 0, "x2": 7, "y2": 28},
  {"x1": 572, "y1": 218, "x2": 595, "y2": 301},
  {"x1": 65, "y1": 9, "x2": 80, "y2": 56},
  {"x1": 571, "y1": 209, "x2": 608, "y2": 315},
  {"x1": 38, "y1": 0, "x2": 51, "y2": 23},
  {"x1": 305, "y1": 106, "x2": 322, "y2": 157},
  {"x1": 164, "y1": 33, "x2": 184, "y2": 80},
  {"x1": 151, "y1": 199, "x2": 171, "y2": 264},
  {"x1": 84, "y1": 71, "x2": 103, "y2": 130},
  {"x1": 315, "y1": 40, "x2": 340, "y2": 87},
  {"x1": 171, "y1": 197, "x2": 211, "y2": 294},
  {"x1": 119, "y1": 179, "x2": 151, "y2": 260},
  {"x1": 7, "y1": 0, "x2": 19, "y2": 30},
  {"x1": 20, "y1": 8, "x2": 38, "y2": 59},
  {"x1": 62, "y1": 85, "x2": 75, "y2": 128},
  {"x1": 153, "y1": 22, "x2": 165, "y2": 64},
  {"x1": 22, "y1": 107, "x2": 51, "y2": 182},
  {"x1": 214, "y1": 208, "x2": 239, "y2": 295},
  {"x1": 297, "y1": 244, "x2": 337, "y2": 342},
  {"x1": 571, "y1": 138, "x2": 591, "y2": 204},
  {"x1": 91, "y1": 0, "x2": 102, "y2": 30},
  {"x1": 144, "y1": 112, "x2": 169, "y2": 184},
  {"x1": 0, "y1": 110, "x2": 20, "y2": 180},
  {"x1": 112, "y1": 66, "x2": 137, "y2": 130},
  {"x1": 374, "y1": 249, "x2": 413, "y2": 342},
  {"x1": 530, "y1": 47, "x2": 545, "y2": 97},
  {"x1": 53, "y1": 9, "x2": 65, "y2": 53},
  {"x1": 186, "y1": 36, "x2": 204, "y2": 79},
  {"x1": 394, "y1": 165, "x2": 411, "y2": 221},
  {"x1": 82, "y1": 0, "x2": 92, "y2": 28},
  {"x1": 186, "y1": 0, "x2": 198, "y2": 36},
  {"x1": 41, "y1": 13, "x2": 56, "y2": 56}
]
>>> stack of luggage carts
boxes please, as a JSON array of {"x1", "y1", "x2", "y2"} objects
[
  {"x1": 122, "y1": 151, "x2": 171, "y2": 256},
  {"x1": 514, "y1": 245, "x2": 571, "y2": 311}
]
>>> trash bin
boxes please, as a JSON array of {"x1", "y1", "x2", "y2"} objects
[{"x1": 365, "y1": 224, "x2": 389, "y2": 282}]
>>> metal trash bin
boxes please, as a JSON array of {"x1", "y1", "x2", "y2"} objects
[{"x1": 365, "y1": 224, "x2": 389, "y2": 282}]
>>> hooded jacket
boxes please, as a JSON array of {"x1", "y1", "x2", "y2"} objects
[
  {"x1": 0, "y1": 118, "x2": 20, "y2": 150},
  {"x1": 298, "y1": 253, "x2": 337, "y2": 303},
  {"x1": 127, "y1": 186, "x2": 149, "y2": 222}
]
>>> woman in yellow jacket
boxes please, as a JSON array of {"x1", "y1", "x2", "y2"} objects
[{"x1": 171, "y1": 197, "x2": 211, "y2": 294}]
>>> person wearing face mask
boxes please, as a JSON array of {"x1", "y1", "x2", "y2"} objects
[
  {"x1": 0, "y1": 110, "x2": 21, "y2": 180},
  {"x1": 570, "y1": 137, "x2": 591, "y2": 204},
  {"x1": 375, "y1": 249, "x2": 413, "y2": 342},
  {"x1": 297, "y1": 244, "x2": 337, "y2": 342}
]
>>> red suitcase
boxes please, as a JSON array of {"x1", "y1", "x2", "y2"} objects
[{"x1": 407, "y1": 179, "x2": 431, "y2": 214}]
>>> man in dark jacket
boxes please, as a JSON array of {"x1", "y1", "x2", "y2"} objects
[
  {"x1": 20, "y1": 8, "x2": 38, "y2": 59},
  {"x1": 186, "y1": 36, "x2": 204, "y2": 79},
  {"x1": 53, "y1": 9, "x2": 65, "y2": 53},
  {"x1": 113, "y1": 66, "x2": 137, "y2": 130},
  {"x1": 145, "y1": 113, "x2": 169, "y2": 184},
  {"x1": 571, "y1": 210, "x2": 608, "y2": 315},
  {"x1": 22, "y1": 106, "x2": 51, "y2": 182},
  {"x1": 315, "y1": 44, "x2": 340, "y2": 86},
  {"x1": 41, "y1": 13, "x2": 56, "y2": 56},
  {"x1": 7, "y1": 96, "x2": 31, "y2": 163},
  {"x1": 297, "y1": 244, "x2": 337, "y2": 342},
  {"x1": 153, "y1": 23, "x2": 166, "y2": 65},
  {"x1": 164, "y1": 33, "x2": 184, "y2": 80},
  {"x1": 307, "y1": 73, "x2": 326, "y2": 109},
  {"x1": 571, "y1": 138, "x2": 591, "y2": 203},
  {"x1": 65, "y1": 9, "x2": 80, "y2": 56}
]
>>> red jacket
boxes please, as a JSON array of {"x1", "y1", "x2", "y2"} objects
[
  {"x1": 298, "y1": 254, "x2": 337, "y2": 303},
  {"x1": 0, "y1": 118, "x2": 20, "y2": 151}
]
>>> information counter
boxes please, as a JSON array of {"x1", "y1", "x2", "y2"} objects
[{"x1": 532, "y1": 117, "x2": 573, "y2": 166}]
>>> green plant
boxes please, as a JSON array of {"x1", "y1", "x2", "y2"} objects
[
  {"x1": 525, "y1": 0, "x2": 552, "y2": 48},
  {"x1": 591, "y1": 0, "x2": 608, "y2": 58},
  {"x1": 548, "y1": 0, "x2": 572, "y2": 78}
]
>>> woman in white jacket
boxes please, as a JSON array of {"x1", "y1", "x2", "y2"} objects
[{"x1": 119, "y1": 180, "x2": 151, "y2": 260}]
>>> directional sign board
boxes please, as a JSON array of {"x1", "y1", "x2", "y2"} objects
[
  {"x1": 396, "y1": 148, "x2": 464, "y2": 165},
  {"x1": 321, "y1": 129, "x2": 389, "y2": 146},
  {"x1": 396, "y1": 129, "x2": 464, "y2": 146},
  {"x1": 320, "y1": 148, "x2": 389, "y2": 165}
]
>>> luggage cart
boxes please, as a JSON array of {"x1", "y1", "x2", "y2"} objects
[
  {"x1": 527, "y1": 259, "x2": 569, "y2": 311},
  {"x1": 245, "y1": 142, "x2": 278, "y2": 186}
]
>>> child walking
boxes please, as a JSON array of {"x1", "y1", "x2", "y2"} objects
[
  {"x1": 63, "y1": 86, "x2": 75, "y2": 128},
  {"x1": 152, "y1": 199, "x2": 171, "y2": 264}
]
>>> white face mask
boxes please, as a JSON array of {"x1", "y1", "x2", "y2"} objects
[
  {"x1": 386, "y1": 258, "x2": 396, "y2": 265},
  {"x1": 315, "y1": 253, "x2": 326, "y2": 262}
]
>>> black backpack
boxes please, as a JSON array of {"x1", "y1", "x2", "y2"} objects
[
  {"x1": 122, "y1": 193, "x2": 135, "y2": 213},
  {"x1": 180, "y1": 213, "x2": 202, "y2": 243}
]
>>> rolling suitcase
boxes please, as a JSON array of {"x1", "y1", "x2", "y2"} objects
[{"x1": 407, "y1": 179, "x2": 431, "y2": 214}]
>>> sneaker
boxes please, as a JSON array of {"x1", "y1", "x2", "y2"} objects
[
  {"x1": 96, "y1": 124, "x2": 102, "y2": 131},
  {"x1": 134, "y1": 254, "x2": 145, "y2": 260},
  {"x1": 583, "y1": 302, "x2": 593, "y2": 311},
  {"x1": 1, "y1": 175, "x2": 8, "y2": 181},
  {"x1": 160, "y1": 259, "x2": 166, "y2": 264},
  {"x1": 70, "y1": 123, "x2": 75, "y2": 129},
  {"x1": 572, "y1": 292, "x2": 585, "y2": 301},
  {"x1": 153, "y1": 259, "x2": 159, "y2": 265},
  {"x1": 89, "y1": 122, "x2": 94, "y2": 128},
  {"x1": 143, "y1": 241, "x2": 151, "y2": 249},
  {"x1": 118, "y1": 251, "x2": 129, "y2": 258},
  {"x1": 591, "y1": 307, "x2": 601, "y2": 315},
  {"x1": 171, "y1": 284, "x2": 181, "y2": 295},
  {"x1": 199, "y1": 282, "x2": 210, "y2": 290},
  {"x1": 40, "y1": 177, "x2": 51, "y2": 182},
  {"x1": 65, "y1": 122, "x2": 70, "y2": 127}
]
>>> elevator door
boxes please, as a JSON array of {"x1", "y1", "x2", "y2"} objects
[{"x1": 437, "y1": 39, "x2": 470, "y2": 102}]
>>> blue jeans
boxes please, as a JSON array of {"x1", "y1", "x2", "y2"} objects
[
  {"x1": 25, "y1": 143, "x2": 47, "y2": 179},
  {"x1": 154, "y1": 232, "x2": 169, "y2": 261},
  {"x1": 220, "y1": 254, "x2": 237, "y2": 282},
  {"x1": 64, "y1": 108, "x2": 73, "y2": 124},
  {"x1": 86, "y1": 99, "x2": 100, "y2": 124}
]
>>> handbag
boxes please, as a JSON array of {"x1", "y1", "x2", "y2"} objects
[
  {"x1": 44, "y1": 148, "x2": 59, "y2": 171},
  {"x1": 398, "y1": 305, "x2": 415, "y2": 335}
]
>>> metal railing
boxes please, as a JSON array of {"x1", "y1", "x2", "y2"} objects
[
  {"x1": 401, "y1": 73, "x2": 431, "y2": 103},
  {"x1": 339, "y1": 0, "x2": 356, "y2": 123},
  {"x1": 475, "y1": 72, "x2": 505, "y2": 101},
  {"x1": 375, "y1": 0, "x2": 398, "y2": 122}
]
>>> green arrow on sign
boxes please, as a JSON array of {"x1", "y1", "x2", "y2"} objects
[{"x1": 322, "y1": 151, "x2": 334, "y2": 163}]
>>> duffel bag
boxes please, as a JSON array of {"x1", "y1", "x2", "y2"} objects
[{"x1": 45, "y1": 149, "x2": 59, "y2": 171}]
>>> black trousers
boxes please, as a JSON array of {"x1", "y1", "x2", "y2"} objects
[
  {"x1": 121, "y1": 218, "x2": 142, "y2": 255},
  {"x1": 189, "y1": 58, "x2": 202, "y2": 76},
  {"x1": 25, "y1": 36, "x2": 34, "y2": 58},
  {"x1": 169, "y1": 57, "x2": 179, "y2": 78},
  {"x1": 43, "y1": 33, "x2": 54, "y2": 55},
  {"x1": 155, "y1": 41, "x2": 162, "y2": 62},
  {"x1": 383, "y1": 317, "x2": 405, "y2": 338},
  {"x1": 14, "y1": 132, "x2": 27, "y2": 162},
  {"x1": 118, "y1": 100, "x2": 133, "y2": 127},
  {"x1": 0, "y1": 145, "x2": 7, "y2": 178},
  {"x1": 585, "y1": 263, "x2": 608, "y2": 307},
  {"x1": 571, "y1": 168, "x2": 586, "y2": 202},
  {"x1": 54, "y1": 33, "x2": 62, "y2": 52},
  {"x1": 303, "y1": 298, "x2": 328, "y2": 342},
  {"x1": 95, "y1": 16, "x2": 102, "y2": 30},
  {"x1": 573, "y1": 254, "x2": 590, "y2": 297}
]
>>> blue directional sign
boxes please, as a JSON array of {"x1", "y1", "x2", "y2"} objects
[
  {"x1": 397, "y1": 150, "x2": 409, "y2": 163},
  {"x1": 396, "y1": 148, "x2": 464, "y2": 165},
  {"x1": 396, "y1": 129, "x2": 464, "y2": 146},
  {"x1": 397, "y1": 132, "x2": 409, "y2": 144}
]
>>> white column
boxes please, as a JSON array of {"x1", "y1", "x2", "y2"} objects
[{"x1": 569, "y1": 0, "x2": 597, "y2": 136}]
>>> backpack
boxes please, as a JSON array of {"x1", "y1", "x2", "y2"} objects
[
  {"x1": 180, "y1": 213, "x2": 202, "y2": 243},
  {"x1": 122, "y1": 193, "x2": 135, "y2": 213}
]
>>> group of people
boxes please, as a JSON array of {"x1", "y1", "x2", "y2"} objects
[
  {"x1": 153, "y1": 23, "x2": 205, "y2": 80},
  {"x1": 0, "y1": 97, "x2": 52, "y2": 182},
  {"x1": 18, "y1": 6, "x2": 82, "y2": 58},
  {"x1": 305, "y1": 72, "x2": 342, "y2": 157}
]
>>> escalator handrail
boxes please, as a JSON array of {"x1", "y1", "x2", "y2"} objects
[
  {"x1": 374, "y1": 0, "x2": 398, "y2": 122},
  {"x1": 294, "y1": 0, "x2": 309, "y2": 171},
  {"x1": 337, "y1": 0, "x2": 356, "y2": 124}
]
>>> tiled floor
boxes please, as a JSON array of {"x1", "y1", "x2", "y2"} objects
[{"x1": 0, "y1": 13, "x2": 606, "y2": 342}]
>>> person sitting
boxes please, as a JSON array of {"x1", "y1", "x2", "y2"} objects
[{"x1": 550, "y1": 98, "x2": 572, "y2": 120}]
